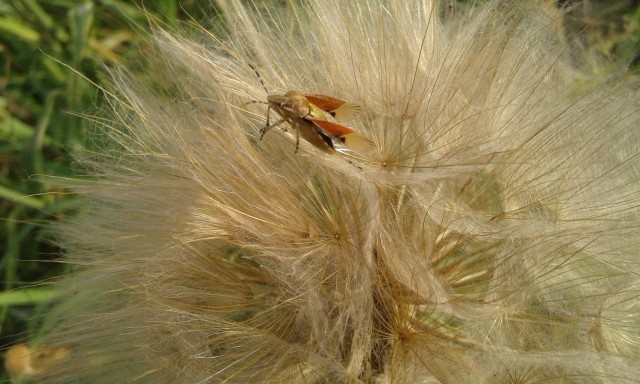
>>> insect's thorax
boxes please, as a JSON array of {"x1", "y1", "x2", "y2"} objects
[{"x1": 267, "y1": 91, "x2": 311, "y2": 119}]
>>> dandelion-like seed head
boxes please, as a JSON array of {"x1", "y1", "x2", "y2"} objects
[{"x1": 30, "y1": 0, "x2": 640, "y2": 383}]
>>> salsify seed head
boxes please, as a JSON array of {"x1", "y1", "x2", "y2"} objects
[{"x1": 30, "y1": 0, "x2": 640, "y2": 383}]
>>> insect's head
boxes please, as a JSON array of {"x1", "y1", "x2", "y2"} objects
[
  {"x1": 248, "y1": 65, "x2": 310, "y2": 119},
  {"x1": 267, "y1": 91, "x2": 310, "y2": 119}
]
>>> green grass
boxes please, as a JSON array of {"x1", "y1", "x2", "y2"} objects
[
  {"x1": 0, "y1": 0, "x2": 213, "y2": 379},
  {"x1": 0, "y1": 0, "x2": 638, "y2": 381}
]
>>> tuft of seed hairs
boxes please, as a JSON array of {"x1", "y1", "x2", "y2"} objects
[{"x1": 27, "y1": 0, "x2": 640, "y2": 383}]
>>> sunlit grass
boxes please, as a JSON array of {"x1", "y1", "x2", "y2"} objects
[{"x1": 0, "y1": 0, "x2": 210, "y2": 381}]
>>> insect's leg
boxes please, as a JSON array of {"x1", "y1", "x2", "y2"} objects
[
  {"x1": 265, "y1": 105, "x2": 271, "y2": 127},
  {"x1": 295, "y1": 129, "x2": 300, "y2": 153},
  {"x1": 260, "y1": 119, "x2": 286, "y2": 139}
]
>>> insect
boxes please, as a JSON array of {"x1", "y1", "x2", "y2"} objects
[{"x1": 249, "y1": 67, "x2": 372, "y2": 153}]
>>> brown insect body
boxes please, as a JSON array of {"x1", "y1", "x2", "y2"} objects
[
  {"x1": 267, "y1": 91, "x2": 311, "y2": 119},
  {"x1": 259, "y1": 91, "x2": 370, "y2": 153}
]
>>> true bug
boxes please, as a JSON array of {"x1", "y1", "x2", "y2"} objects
[{"x1": 249, "y1": 66, "x2": 372, "y2": 153}]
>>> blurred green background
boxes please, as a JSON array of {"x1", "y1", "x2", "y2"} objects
[
  {"x1": 0, "y1": 0, "x2": 638, "y2": 381},
  {"x1": 0, "y1": 0, "x2": 216, "y2": 380}
]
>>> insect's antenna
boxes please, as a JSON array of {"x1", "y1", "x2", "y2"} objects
[
  {"x1": 249, "y1": 63, "x2": 269, "y2": 94},
  {"x1": 246, "y1": 100, "x2": 267, "y2": 105}
]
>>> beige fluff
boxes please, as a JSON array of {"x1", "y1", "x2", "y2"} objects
[{"x1": 32, "y1": 1, "x2": 640, "y2": 383}]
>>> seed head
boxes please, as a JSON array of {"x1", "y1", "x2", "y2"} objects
[{"x1": 29, "y1": 1, "x2": 640, "y2": 383}]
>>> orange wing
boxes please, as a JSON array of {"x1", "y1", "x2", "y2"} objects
[
  {"x1": 304, "y1": 95, "x2": 346, "y2": 112},
  {"x1": 308, "y1": 118, "x2": 374, "y2": 152},
  {"x1": 305, "y1": 94, "x2": 361, "y2": 121},
  {"x1": 307, "y1": 118, "x2": 354, "y2": 137}
]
